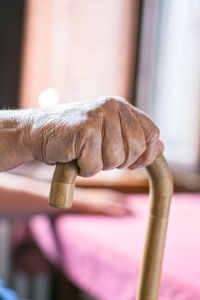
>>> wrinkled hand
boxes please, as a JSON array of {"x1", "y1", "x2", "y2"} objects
[{"x1": 26, "y1": 97, "x2": 160, "y2": 176}]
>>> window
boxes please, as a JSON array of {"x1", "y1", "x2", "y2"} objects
[
  {"x1": 20, "y1": 0, "x2": 140, "y2": 108},
  {"x1": 136, "y1": 0, "x2": 200, "y2": 175}
]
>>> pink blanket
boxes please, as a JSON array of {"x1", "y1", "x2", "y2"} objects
[{"x1": 29, "y1": 194, "x2": 200, "y2": 300}]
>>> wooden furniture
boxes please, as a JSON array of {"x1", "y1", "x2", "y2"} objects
[{"x1": 49, "y1": 151, "x2": 173, "y2": 300}]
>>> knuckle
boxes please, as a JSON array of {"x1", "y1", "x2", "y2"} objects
[
  {"x1": 87, "y1": 107, "x2": 103, "y2": 120},
  {"x1": 103, "y1": 98, "x2": 119, "y2": 110},
  {"x1": 103, "y1": 97, "x2": 129, "y2": 111}
]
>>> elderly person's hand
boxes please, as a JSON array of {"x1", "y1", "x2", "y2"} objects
[{"x1": 0, "y1": 97, "x2": 160, "y2": 174}]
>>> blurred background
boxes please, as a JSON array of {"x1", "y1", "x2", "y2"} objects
[{"x1": 0, "y1": 0, "x2": 200, "y2": 299}]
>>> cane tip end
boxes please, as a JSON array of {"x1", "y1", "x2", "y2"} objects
[{"x1": 49, "y1": 182, "x2": 74, "y2": 209}]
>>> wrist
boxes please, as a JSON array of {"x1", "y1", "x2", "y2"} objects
[{"x1": 0, "y1": 109, "x2": 34, "y2": 171}]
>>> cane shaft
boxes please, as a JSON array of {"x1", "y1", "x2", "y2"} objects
[{"x1": 136, "y1": 151, "x2": 173, "y2": 300}]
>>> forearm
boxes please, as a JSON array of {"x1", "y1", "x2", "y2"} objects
[
  {"x1": 0, "y1": 172, "x2": 60, "y2": 217},
  {"x1": 0, "y1": 172, "x2": 95, "y2": 217}
]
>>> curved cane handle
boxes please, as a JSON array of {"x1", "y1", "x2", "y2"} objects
[{"x1": 136, "y1": 150, "x2": 173, "y2": 300}]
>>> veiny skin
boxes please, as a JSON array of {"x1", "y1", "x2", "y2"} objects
[{"x1": 0, "y1": 96, "x2": 160, "y2": 175}]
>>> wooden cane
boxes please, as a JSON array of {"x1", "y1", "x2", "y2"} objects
[
  {"x1": 49, "y1": 151, "x2": 173, "y2": 300},
  {"x1": 136, "y1": 151, "x2": 173, "y2": 300}
]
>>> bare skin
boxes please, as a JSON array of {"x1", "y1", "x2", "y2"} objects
[
  {"x1": 0, "y1": 172, "x2": 131, "y2": 218},
  {"x1": 0, "y1": 97, "x2": 160, "y2": 174}
]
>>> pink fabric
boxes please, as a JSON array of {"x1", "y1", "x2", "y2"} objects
[
  {"x1": 29, "y1": 216, "x2": 59, "y2": 265},
  {"x1": 29, "y1": 194, "x2": 200, "y2": 300}
]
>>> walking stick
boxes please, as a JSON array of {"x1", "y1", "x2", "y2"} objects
[{"x1": 49, "y1": 151, "x2": 173, "y2": 300}]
